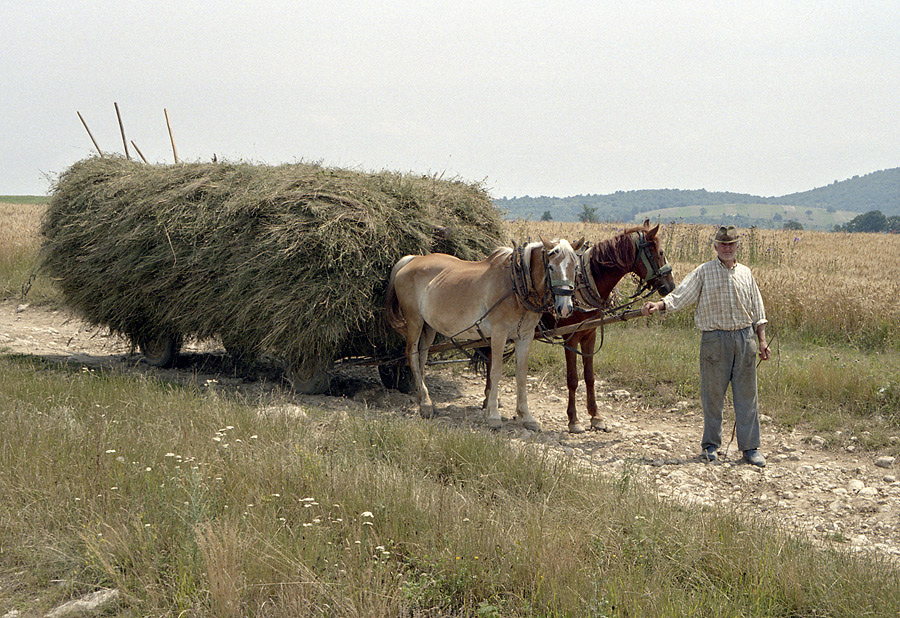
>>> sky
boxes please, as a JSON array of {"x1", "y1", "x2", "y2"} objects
[{"x1": 2, "y1": 1, "x2": 899, "y2": 199}]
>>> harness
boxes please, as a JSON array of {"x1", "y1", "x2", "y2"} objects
[
  {"x1": 444, "y1": 242, "x2": 575, "y2": 362},
  {"x1": 510, "y1": 241, "x2": 575, "y2": 313}
]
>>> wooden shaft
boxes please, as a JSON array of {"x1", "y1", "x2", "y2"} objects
[
  {"x1": 130, "y1": 140, "x2": 148, "y2": 163},
  {"x1": 76, "y1": 111, "x2": 104, "y2": 157},
  {"x1": 424, "y1": 308, "x2": 646, "y2": 355},
  {"x1": 114, "y1": 102, "x2": 130, "y2": 159},
  {"x1": 164, "y1": 108, "x2": 180, "y2": 163}
]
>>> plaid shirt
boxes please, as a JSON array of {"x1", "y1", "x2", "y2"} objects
[{"x1": 662, "y1": 258, "x2": 767, "y2": 331}]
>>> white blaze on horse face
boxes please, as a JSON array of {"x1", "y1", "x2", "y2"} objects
[{"x1": 547, "y1": 239, "x2": 578, "y2": 318}]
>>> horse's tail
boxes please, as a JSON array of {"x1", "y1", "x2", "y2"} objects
[{"x1": 384, "y1": 255, "x2": 415, "y2": 331}]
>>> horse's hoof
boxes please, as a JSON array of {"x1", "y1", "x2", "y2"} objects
[
  {"x1": 523, "y1": 420, "x2": 541, "y2": 432},
  {"x1": 569, "y1": 423, "x2": 586, "y2": 434},
  {"x1": 486, "y1": 417, "x2": 502, "y2": 430},
  {"x1": 590, "y1": 418, "x2": 608, "y2": 432},
  {"x1": 419, "y1": 406, "x2": 436, "y2": 419}
]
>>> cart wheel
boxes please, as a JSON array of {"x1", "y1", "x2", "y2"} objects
[
  {"x1": 379, "y1": 362, "x2": 415, "y2": 394},
  {"x1": 138, "y1": 333, "x2": 180, "y2": 368}
]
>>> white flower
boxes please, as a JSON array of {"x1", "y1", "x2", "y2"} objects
[{"x1": 360, "y1": 511, "x2": 374, "y2": 518}]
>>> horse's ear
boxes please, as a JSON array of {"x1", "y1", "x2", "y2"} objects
[
  {"x1": 643, "y1": 218, "x2": 650, "y2": 227},
  {"x1": 540, "y1": 235, "x2": 556, "y2": 250},
  {"x1": 572, "y1": 236, "x2": 585, "y2": 251},
  {"x1": 647, "y1": 223, "x2": 660, "y2": 239}
]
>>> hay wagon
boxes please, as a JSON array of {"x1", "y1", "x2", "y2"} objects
[{"x1": 40, "y1": 157, "x2": 507, "y2": 393}]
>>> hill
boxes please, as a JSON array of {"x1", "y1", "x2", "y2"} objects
[
  {"x1": 628, "y1": 202, "x2": 856, "y2": 231},
  {"x1": 496, "y1": 167, "x2": 900, "y2": 227}
]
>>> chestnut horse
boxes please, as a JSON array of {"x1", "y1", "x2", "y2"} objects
[
  {"x1": 482, "y1": 222, "x2": 675, "y2": 433},
  {"x1": 384, "y1": 238, "x2": 582, "y2": 431}
]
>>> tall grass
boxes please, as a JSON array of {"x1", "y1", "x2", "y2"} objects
[{"x1": 2, "y1": 355, "x2": 899, "y2": 617}]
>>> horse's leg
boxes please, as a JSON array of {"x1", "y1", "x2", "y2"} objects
[
  {"x1": 481, "y1": 346, "x2": 492, "y2": 410},
  {"x1": 484, "y1": 329, "x2": 507, "y2": 429},
  {"x1": 405, "y1": 317, "x2": 435, "y2": 418},
  {"x1": 513, "y1": 330, "x2": 541, "y2": 432},
  {"x1": 581, "y1": 328, "x2": 606, "y2": 431},
  {"x1": 565, "y1": 332, "x2": 585, "y2": 434}
]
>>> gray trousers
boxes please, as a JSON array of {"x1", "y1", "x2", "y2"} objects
[{"x1": 699, "y1": 327, "x2": 760, "y2": 452}]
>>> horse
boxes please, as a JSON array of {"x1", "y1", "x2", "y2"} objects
[
  {"x1": 384, "y1": 237, "x2": 583, "y2": 431},
  {"x1": 482, "y1": 221, "x2": 676, "y2": 433}
]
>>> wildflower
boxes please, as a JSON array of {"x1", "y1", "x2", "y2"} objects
[
  {"x1": 105, "y1": 449, "x2": 116, "y2": 454},
  {"x1": 361, "y1": 511, "x2": 374, "y2": 518},
  {"x1": 165, "y1": 452, "x2": 176, "y2": 458}
]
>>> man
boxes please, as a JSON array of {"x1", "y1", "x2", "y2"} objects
[{"x1": 642, "y1": 225, "x2": 771, "y2": 467}]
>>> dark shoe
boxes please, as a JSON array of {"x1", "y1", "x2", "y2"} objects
[
  {"x1": 743, "y1": 449, "x2": 766, "y2": 467},
  {"x1": 701, "y1": 446, "x2": 717, "y2": 462}
]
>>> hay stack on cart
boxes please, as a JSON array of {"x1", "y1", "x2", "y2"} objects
[{"x1": 41, "y1": 156, "x2": 506, "y2": 391}]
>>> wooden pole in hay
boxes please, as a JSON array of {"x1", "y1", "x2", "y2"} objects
[
  {"x1": 164, "y1": 108, "x2": 180, "y2": 163},
  {"x1": 130, "y1": 140, "x2": 149, "y2": 164},
  {"x1": 114, "y1": 102, "x2": 130, "y2": 160},
  {"x1": 76, "y1": 111, "x2": 104, "y2": 157}
]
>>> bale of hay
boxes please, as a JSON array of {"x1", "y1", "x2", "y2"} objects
[{"x1": 41, "y1": 156, "x2": 507, "y2": 379}]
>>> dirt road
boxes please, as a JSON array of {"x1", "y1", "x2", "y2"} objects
[{"x1": 2, "y1": 300, "x2": 899, "y2": 563}]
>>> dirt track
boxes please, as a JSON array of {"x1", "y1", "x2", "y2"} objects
[{"x1": 3, "y1": 300, "x2": 900, "y2": 563}]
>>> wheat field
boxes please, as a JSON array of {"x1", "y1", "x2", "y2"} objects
[{"x1": 511, "y1": 219, "x2": 900, "y2": 347}]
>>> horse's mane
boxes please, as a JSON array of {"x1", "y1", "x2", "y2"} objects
[
  {"x1": 486, "y1": 246, "x2": 514, "y2": 264},
  {"x1": 589, "y1": 225, "x2": 646, "y2": 272}
]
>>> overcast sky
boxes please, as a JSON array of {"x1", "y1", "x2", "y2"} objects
[{"x1": 2, "y1": 1, "x2": 898, "y2": 199}]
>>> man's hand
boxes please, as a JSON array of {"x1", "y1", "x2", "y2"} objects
[
  {"x1": 642, "y1": 301, "x2": 663, "y2": 317},
  {"x1": 758, "y1": 344, "x2": 771, "y2": 362}
]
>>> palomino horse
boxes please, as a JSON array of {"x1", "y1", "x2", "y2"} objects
[
  {"x1": 481, "y1": 222, "x2": 675, "y2": 433},
  {"x1": 384, "y1": 238, "x2": 582, "y2": 431}
]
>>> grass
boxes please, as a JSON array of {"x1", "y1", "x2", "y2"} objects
[
  {"x1": 2, "y1": 355, "x2": 900, "y2": 617},
  {"x1": 527, "y1": 322, "x2": 900, "y2": 445}
]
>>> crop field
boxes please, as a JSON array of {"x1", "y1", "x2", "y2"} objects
[{"x1": 3, "y1": 200, "x2": 900, "y2": 616}]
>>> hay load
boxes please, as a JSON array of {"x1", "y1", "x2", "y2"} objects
[{"x1": 41, "y1": 156, "x2": 507, "y2": 385}]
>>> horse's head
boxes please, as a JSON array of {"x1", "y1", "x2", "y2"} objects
[
  {"x1": 631, "y1": 221, "x2": 675, "y2": 296},
  {"x1": 540, "y1": 236, "x2": 583, "y2": 318}
]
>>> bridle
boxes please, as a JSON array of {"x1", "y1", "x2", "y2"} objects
[
  {"x1": 511, "y1": 242, "x2": 575, "y2": 315},
  {"x1": 631, "y1": 231, "x2": 672, "y2": 297},
  {"x1": 576, "y1": 230, "x2": 672, "y2": 312}
]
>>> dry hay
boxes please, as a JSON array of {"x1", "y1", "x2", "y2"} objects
[{"x1": 40, "y1": 156, "x2": 507, "y2": 378}]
